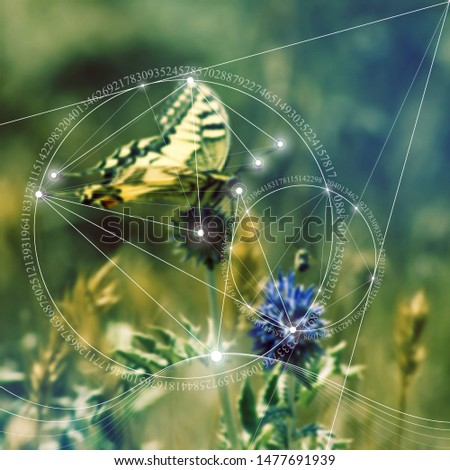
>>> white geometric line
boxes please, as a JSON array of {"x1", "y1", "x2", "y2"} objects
[
  {"x1": 45, "y1": 194, "x2": 196, "y2": 234},
  {"x1": 327, "y1": 2, "x2": 449, "y2": 449},
  {"x1": 193, "y1": 2, "x2": 447, "y2": 73},
  {"x1": 189, "y1": 86, "x2": 203, "y2": 226},
  {"x1": 58, "y1": 84, "x2": 185, "y2": 173},
  {"x1": 195, "y1": 84, "x2": 259, "y2": 162},
  {"x1": 2, "y1": 3, "x2": 444, "y2": 128},
  {"x1": 43, "y1": 194, "x2": 267, "y2": 317},
  {"x1": 215, "y1": 200, "x2": 240, "y2": 348},
  {"x1": 240, "y1": 197, "x2": 293, "y2": 327},
  {"x1": 44, "y1": 197, "x2": 211, "y2": 352}
]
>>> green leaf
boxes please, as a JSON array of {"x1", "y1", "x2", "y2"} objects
[
  {"x1": 177, "y1": 313, "x2": 201, "y2": 336},
  {"x1": 239, "y1": 379, "x2": 259, "y2": 435},
  {"x1": 262, "y1": 373, "x2": 280, "y2": 405},
  {"x1": 115, "y1": 349, "x2": 168, "y2": 373},
  {"x1": 184, "y1": 342, "x2": 201, "y2": 359},
  {"x1": 260, "y1": 407, "x2": 292, "y2": 426},
  {"x1": 147, "y1": 326, "x2": 177, "y2": 347},
  {"x1": 132, "y1": 333, "x2": 158, "y2": 353}
]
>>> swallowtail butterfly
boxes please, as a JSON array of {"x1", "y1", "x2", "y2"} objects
[{"x1": 53, "y1": 83, "x2": 231, "y2": 209}]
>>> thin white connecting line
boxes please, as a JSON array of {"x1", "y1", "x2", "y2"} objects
[
  {"x1": 42, "y1": 143, "x2": 272, "y2": 195},
  {"x1": 45, "y1": 194, "x2": 196, "y2": 234},
  {"x1": 319, "y1": 199, "x2": 329, "y2": 285},
  {"x1": 326, "y1": 2, "x2": 450, "y2": 450},
  {"x1": 207, "y1": 92, "x2": 278, "y2": 143},
  {"x1": 1, "y1": 2, "x2": 446, "y2": 127},
  {"x1": 142, "y1": 85, "x2": 167, "y2": 143},
  {"x1": 195, "y1": 84, "x2": 260, "y2": 163},
  {"x1": 0, "y1": 88, "x2": 131, "y2": 127},
  {"x1": 239, "y1": 197, "x2": 293, "y2": 327},
  {"x1": 59, "y1": 79, "x2": 190, "y2": 176},
  {"x1": 49, "y1": 88, "x2": 141, "y2": 179},
  {"x1": 4, "y1": 351, "x2": 448, "y2": 443},
  {"x1": 41, "y1": 194, "x2": 269, "y2": 319},
  {"x1": 189, "y1": 85, "x2": 203, "y2": 228},
  {"x1": 57, "y1": 84, "x2": 185, "y2": 175},
  {"x1": 244, "y1": 191, "x2": 327, "y2": 310},
  {"x1": 334, "y1": 5, "x2": 447, "y2": 260},
  {"x1": 191, "y1": 2, "x2": 448, "y2": 73},
  {"x1": 195, "y1": 86, "x2": 298, "y2": 327},
  {"x1": 345, "y1": 226, "x2": 372, "y2": 274},
  {"x1": 43, "y1": 197, "x2": 211, "y2": 353},
  {"x1": 196, "y1": 84, "x2": 300, "y2": 328},
  {"x1": 215, "y1": 199, "x2": 240, "y2": 349}
]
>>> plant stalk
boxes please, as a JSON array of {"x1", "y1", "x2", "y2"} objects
[
  {"x1": 395, "y1": 374, "x2": 409, "y2": 449},
  {"x1": 286, "y1": 371, "x2": 297, "y2": 450},
  {"x1": 205, "y1": 267, "x2": 240, "y2": 449}
]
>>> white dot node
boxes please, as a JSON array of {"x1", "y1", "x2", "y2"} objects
[
  {"x1": 197, "y1": 229, "x2": 205, "y2": 237},
  {"x1": 326, "y1": 187, "x2": 330, "y2": 193},
  {"x1": 187, "y1": 76, "x2": 195, "y2": 86},
  {"x1": 289, "y1": 326, "x2": 296, "y2": 334},
  {"x1": 50, "y1": 171, "x2": 58, "y2": 179},
  {"x1": 254, "y1": 159, "x2": 263, "y2": 168},
  {"x1": 35, "y1": 190, "x2": 43, "y2": 199},
  {"x1": 276, "y1": 139, "x2": 285, "y2": 149},
  {"x1": 371, "y1": 276, "x2": 375, "y2": 281},
  {"x1": 210, "y1": 350, "x2": 223, "y2": 363},
  {"x1": 140, "y1": 83, "x2": 146, "y2": 88},
  {"x1": 354, "y1": 205, "x2": 359, "y2": 211},
  {"x1": 235, "y1": 187, "x2": 243, "y2": 196}
]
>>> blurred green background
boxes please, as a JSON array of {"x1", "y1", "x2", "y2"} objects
[{"x1": 1, "y1": 0, "x2": 449, "y2": 450}]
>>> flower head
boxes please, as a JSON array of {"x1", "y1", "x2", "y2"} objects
[
  {"x1": 249, "y1": 270, "x2": 326, "y2": 369},
  {"x1": 173, "y1": 206, "x2": 230, "y2": 270}
]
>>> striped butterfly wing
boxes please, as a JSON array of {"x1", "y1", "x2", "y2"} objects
[
  {"x1": 55, "y1": 83, "x2": 230, "y2": 208},
  {"x1": 157, "y1": 83, "x2": 230, "y2": 172}
]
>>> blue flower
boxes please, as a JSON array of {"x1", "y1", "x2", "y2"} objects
[{"x1": 249, "y1": 270, "x2": 326, "y2": 369}]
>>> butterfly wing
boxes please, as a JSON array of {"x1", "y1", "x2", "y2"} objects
[
  {"x1": 157, "y1": 83, "x2": 230, "y2": 172},
  {"x1": 53, "y1": 83, "x2": 230, "y2": 208}
]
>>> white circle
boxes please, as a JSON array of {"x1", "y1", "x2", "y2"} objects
[
  {"x1": 354, "y1": 205, "x2": 359, "y2": 211},
  {"x1": 276, "y1": 140, "x2": 285, "y2": 148},
  {"x1": 50, "y1": 171, "x2": 58, "y2": 179},
  {"x1": 35, "y1": 190, "x2": 43, "y2": 198},
  {"x1": 326, "y1": 187, "x2": 330, "y2": 193},
  {"x1": 254, "y1": 159, "x2": 263, "y2": 167},
  {"x1": 187, "y1": 76, "x2": 195, "y2": 86},
  {"x1": 235, "y1": 187, "x2": 243, "y2": 195},
  {"x1": 210, "y1": 350, "x2": 223, "y2": 363},
  {"x1": 289, "y1": 326, "x2": 296, "y2": 334},
  {"x1": 197, "y1": 229, "x2": 205, "y2": 237}
]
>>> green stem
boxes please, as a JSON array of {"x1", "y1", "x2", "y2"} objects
[
  {"x1": 395, "y1": 374, "x2": 409, "y2": 450},
  {"x1": 205, "y1": 267, "x2": 240, "y2": 450},
  {"x1": 206, "y1": 268, "x2": 221, "y2": 347},
  {"x1": 286, "y1": 372, "x2": 297, "y2": 450}
]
